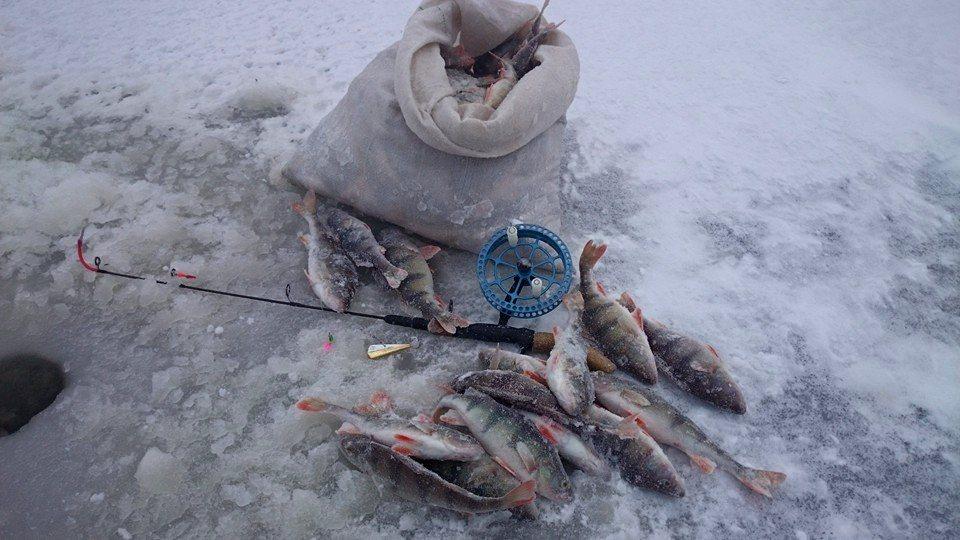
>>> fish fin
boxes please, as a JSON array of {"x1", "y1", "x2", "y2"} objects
[
  {"x1": 631, "y1": 306, "x2": 644, "y2": 331},
  {"x1": 302, "y1": 268, "x2": 315, "y2": 284},
  {"x1": 488, "y1": 345, "x2": 502, "y2": 370},
  {"x1": 409, "y1": 418, "x2": 436, "y2": 434},
  {"x1": 292, "y1": 202, "x2": 303, "y2": 215},
  {"x1": 419, "y1": 245, "x2": 441, "y2": 260},
  {"x1": 298, "y1": 234, "x2": 309, "y2": 246},
  {"x1": 596, "y1": 281, "x2": 608, "y2": 295},
  {"x1": 352, "y1": 404, "x2": 375, "y2": 415},
  {"x1": 689, "y1": 358, "x2": 717, "y2": 373},
  {"x1": 302, "y1": 190, "x2": 317, "y2": 214},
  {"x1": 617, "y1": 291, "x2": 637, "y2": 311},
  {"x1": 427, "y1": 318, "x2": 454, "y2": 335},
  {"x1": 438, "y1": 410, "x2": 467, "y2": 426},
  {"x1": 383, "y1": 267, "x2": 407, "y2": 289},
  {"x1": 296, "y1": 397, "x2": 327, "y2": 412},
  {"x1": 412, "y1": 413, "x2": 434, "y2": 424},
  {"x1": 736, "y1": 468, "x2": 787, "y2": 499},
  {"x1": 551, "y1": 325, "x2": 560, "y2": 338},
  {"x1": 562, "y1": 291, "x2": 584, "y2": 310},
  {"x1": 368, "y1": 389, "x2": 394, "y2": 414},
  {"x1": 391, "y1": 445, "x2": 415, "y2": 456},
  {"x1": 706, "y1": 344, "x2": 721, "y2": 359},
  {"x1": 615, "y1": 414, "x2": 643, "y2": 439},
  {"x1": 690, "y1": 454, "x2": 717, "y2": 474},
  {"x1": 394, "y1": 434, "x2": 417, "y2": 443},
  {"x1": 492, "y1": 456, "x2": 519, "y2": 478},
  {"x1": 535, "y1": 423, "x2": 559, "y2": 446},
  {"x1": 378, "y1": 244, "x2": 386, "y2": 253},
  {"x1": 621, "y1": 389, "x2": 651, "y2": 407},
  {"x1": 522, "y1": 370, "x2": 547, "y2": 385},
  {"x1": 336, "y1": 422, "x2": 361, "y2": 435},
  {"x1": 503, "y1": 479, "x2": 537, "y2": 508},
  {"x1": 503, "y1": 478, "x2": 537, "y2": 508},
  {"x1": 516, "y1": 442, "x2": 539, "y2": 475},
  {"x1": 578, "y1": 240, "x2": 607, "y2": 271}
]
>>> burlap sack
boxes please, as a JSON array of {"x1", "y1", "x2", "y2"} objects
[{"x1": 283, "y1": 0, "x2": 579, "y2": 252}]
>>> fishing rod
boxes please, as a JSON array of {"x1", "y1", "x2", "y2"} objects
[{"x1": 76, "y1": 229, "x2": 615, "y2": 370}]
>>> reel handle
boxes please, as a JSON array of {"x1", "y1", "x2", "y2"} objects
[{"x1": 530, "y1": 332, "x2": 617, "y2": 373}]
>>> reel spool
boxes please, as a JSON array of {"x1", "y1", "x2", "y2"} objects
[{"x1": 477, "y1": 224, "x2": 574, "y2": 324}]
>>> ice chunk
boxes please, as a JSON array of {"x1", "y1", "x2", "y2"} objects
[
  {"x1": 134, "y1": 448, "x2": 184, "y2": 495},
  {"x1": 221, "y1": 483, "x2": 254, "y2": 507}
]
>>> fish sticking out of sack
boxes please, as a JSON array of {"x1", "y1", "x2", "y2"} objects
[
  {"x1": 292, "y1": 190, "x2": 359, "y2": 312},
  {"x1": 478, "y1": 347, "x2": 547, "y2": 383},
  {"x1": 433, "y1": 388, "x2": 574, "y2": 502},
  {"x1": 618, "y1": 293, "x2": 746, "y2": 414},
  {"x1": 592, "y1": 373, "x2": 786, "y2": 498},
  {"x1": 424, "y1": 455, "x2": 540, "y2": 519},
  {"x1": 316, "y1": 204, "x2": 408, "y2": 288},
  {"x1": 338, "y1": 434, "x2": 536, "y2": 514},
  {"x1": 377, "y1": 228, "x2": 468, "y2": 335},
  {"x1": 296, "y1": 396, "x2": 483, "y2": 461},
  {"x1": 576, "y1": 241, "x2": 658, "y2": 383},
  {"x1": 545, "y1": 298, "x2": 594, "y2": 416},
  {"x1": 450, "y1": 369, "x2": 583, "y2": 430}
]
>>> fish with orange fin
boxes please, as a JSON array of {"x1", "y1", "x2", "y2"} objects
[
  {"x1": 592, "y1": 372, "x2": 786, "y2": 498},
  {"x1": 617, "y1": 293, "x2": 747, "y2": 414},
  {"x1": 296, "y1": 395, "x2": 483, "y2": 461},
  {"x1": 576, "y1": 241, "x2": 658, "y2": 383},
  {"x1": 292, "y1": 190, "x2": 358, "y2": 312},
  {"x1": 338, "y1": 434, "x2": 536, "y2": 514},
  {"x1": 478, "y1": 347, "x2": 547, "y2": 383},
  {"x1": 377, "y1": 227, "x2": 468, "y2": 335}
]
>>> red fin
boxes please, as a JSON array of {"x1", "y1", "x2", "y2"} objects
[
  {"x1": 298, "y1": 234, "x2": 309, "y2": 246},
  {"x1": 503, "y1": 479, "x2": 537, "y2": 508},
  {"x1": 523, "y1": 370, "x2": 547, "y2": 385},
  {"x1": 706, "y1": 344, "x2": 721, "y2": 359},
  {"x1": 369, "y1": 389, "x2": 394, "y2": 413},
  {"x1": 615, "y1": 414, "x2": 642, "y2": 439},
  {"x1": 394, "y1": 434, "x2": 416, "y2": 443},
  {"x1": 419, "y1": 245, "x2": 441, "y2": 260},
  {"x1": 690, "y1": 454, "x2": 717, "y2": 474},
  {"x1": 292, "y1": 202, "x2": 303, "y2": 214},
  {"x1": 493, "y1": 456, "x2": 518, "y2": 478},
  {"x1": 391, "y1": 445, "x2": 415, "y2": 456},
  {"x1": 296, "y1": 398, "x2": 326, "y2": 412},
  {"x1": 737, "y1": 469, "x2": 787, "y2": 498},
  {"x1": 633, "y1": 306, "x2": 644, "y2": 331},
  {"x1": 536, "y1": 424, "x2": 559, "y2": 446},
  {"x1": 596, "y1": 282, "x2": 607, "y2": 295}
]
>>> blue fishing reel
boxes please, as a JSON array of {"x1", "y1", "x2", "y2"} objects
[{"x1": 477, "y1": 224, "x2": 574, "y2": 324}]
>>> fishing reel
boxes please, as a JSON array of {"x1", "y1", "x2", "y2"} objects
[{"x1": 477, "y1": 224, "x2": 574, "y2": 325}]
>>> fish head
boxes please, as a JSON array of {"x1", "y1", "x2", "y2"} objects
[
  {"x1": 313, "y1": 285, "x2": 349, "y2": 313},
  {"x1": 537, "y1": 466, "x2": 574, "y2": 502},
  {"x1": 337, "y1": 433, "x2": 377, "y2": 471}
]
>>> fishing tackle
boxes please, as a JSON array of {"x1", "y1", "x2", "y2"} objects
[{"x1": 76, "y1": 227, "x2": 614, "y2": 371}]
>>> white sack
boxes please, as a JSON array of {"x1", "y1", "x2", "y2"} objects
[{"x1": 283, "y1": 0, "x2": 579, "y2": 252}]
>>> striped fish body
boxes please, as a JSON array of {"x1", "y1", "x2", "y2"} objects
[
  {"x1": 378, "y1": 228, "x2": 466, "y2": 334},
  {"x1": 321, "y1": 207, "x2": 407, "y2": 288},
  {"x1": 424, "y1": 456, "x2": 539, "y2": 519},
  {"x1": 435, "y1": 390, "x2": 574, "y2": 502},
  {"x1": 591, "y1": 373, "x2": 785, "y2": 498},
  {"x1": 590, "y1": 428, "x2": 685, "y2": 497},
  {"x1": 451, "y1": 370, "x2": 582, "y2": 430},
  {"x1": 577, "y1": 241, "x2": 658, "y2": 383},
  {"x1": 338, "y1": 434, "x2": 535, "y2": 513},
  {"x1": 643, "y1": 316, "x2": 746, "y2": 414},
  {"x1": 294, "y1": 191, "x2": 359, "y2": 312}
]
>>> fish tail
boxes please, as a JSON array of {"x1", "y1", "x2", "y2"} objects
[
  {"x1": 578, "y1": 240, "x2": 607, "y2": 275},
  {"x1": 502, "y1": 479, "x2": 537, "y2": 509},
  {"x1": 428, "y1": 311, "x2": 468, "y2": 335},
  {"x1": 736, "y1": 467, "x2": 786, "y2": 498},
  {"x1": 296, "y1": 397, "x2": 328, "y2": 412}
]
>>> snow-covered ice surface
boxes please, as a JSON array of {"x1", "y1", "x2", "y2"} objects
[{"x1": 1, "y1": 0, "x2": 959, "y2": 537}]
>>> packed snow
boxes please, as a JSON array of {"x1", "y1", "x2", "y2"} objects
[{"x1": 1, "y1": 0, "x2": 958, "y2": 537}]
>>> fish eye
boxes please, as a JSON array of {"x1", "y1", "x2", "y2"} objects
[{"x1": 561, "y1": 479, "x2": 570, "y2": 489}]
